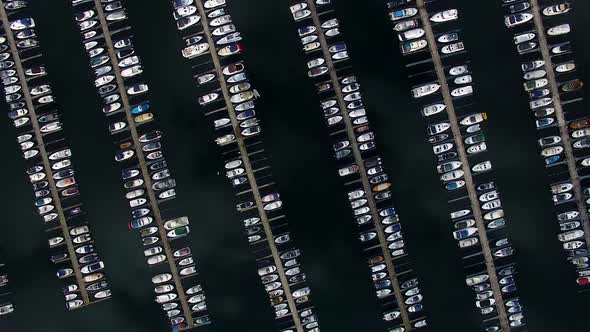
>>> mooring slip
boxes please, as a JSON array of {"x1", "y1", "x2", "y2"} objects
[
  {"x1": 70, "y1": 0, "x2": 210, "y2": 329},
  {"x1": 0, "y1": 0, "x2": 113, "y2": 310},
  {"x1": 289, "y1": 1, "x2": 428, "y2": 331},
  {"x1": 170, "y1": 1, "x2": 320, "y2": 331},
  {"x1": 384, "y1": 1, "x2": 526, "y2": 330},
  {"x1": 502, "y1": 0, "x2": 590, "y2": 288}
]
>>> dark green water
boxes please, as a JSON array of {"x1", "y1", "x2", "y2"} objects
[{"x1": 0, "y1": 0, "x2": 588, "y2": 331}]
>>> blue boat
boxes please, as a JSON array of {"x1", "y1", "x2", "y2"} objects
[
  {"x1": 380, "y1": 207, "x2": 396, "y2": 217},
  {"x1": 545, "y1": 155, "x2": 561, "y2": 165},
  {"x1": 131, "y1": 102, "x2": 150, "y2": 114}
]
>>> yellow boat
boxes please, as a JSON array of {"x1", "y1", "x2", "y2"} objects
[{"x1": 134, "y1": 112, "x2": 153, "y2": 123}]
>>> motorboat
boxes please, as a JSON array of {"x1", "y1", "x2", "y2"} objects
[
  {"x1": 542, "y1": 3, "x2": 571, "y2": 16},
  {"x1": 451, "y1": 85, "x2": 473, "y2": 97},
  {"x1": 547, "y1": 23, "x2": 570, "y2": 36},
  {"x1": 504, "y1": 13, "x2": 533, "y2": 27},
  {"x1": 517, "y1": 41, "x2": 536, "y2": 53},
  {"x1": 555, "y1": 62, "x2": 575, "y2": 73},
  {"x1": 177, "y1": 15, "x2": 200, "y2": 30},
  {"x1": 421, "y1": 103, "x2": 446, "y2": 117},
  {"x1": 473, "y1": 161, "x2": 492, "y2": 173},
  {"x1": 393, "y1": 19, "x2": 419, "y2": 32},
  {"x1": 182, "y1": 43, "x2": 209, "y2": 58},
  {"x1": 552, "y1": 43, "x2": 571, "y2": 54},
  {"x1": 453, "y1": 227, "x2": 477, "y2": 240},
  {"x1": 411, "y1": 83, "x2": 440, "y2": 98},
  {"x1": 430, "y1": 9, "x2": 458, "y2": 22},
  {"x1": 400, "y1": 39, "x2": 427, "y2": 54},
  {"x1": 560, "y1": 79, "x2": 583, "y2": 93},
  {"x1": 427, "y1": 122, "x2": 450, "y2": 135},
  {"x1": 449, "y1": 65, "x2": 468, "y2": 76},
  {"x1": 438, "y1": 32, "x2": 459, "y2": 43},
  {"x1": 460, "y1": 113, "x2": 486, "y2": 126},
  {"x1": 390, "y1": 8, "x2": 418, "y2": 21},
  {"x1": 523, "y1": 78, "x2": 548, "y2": 91},
  {"x1": 398, "y1": 28, "x2": 425, "y2": 41},
  {"x1": 441, "y1": 42, "x2": 464, "y2": 54}
]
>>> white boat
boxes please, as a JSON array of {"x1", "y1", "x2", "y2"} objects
[
  {"x1": 321, "y1": 18, "x2": 339, "y2": 29},
  {"x1": 433, "y1": 142, "x2": 453, "y2": 154},
  {"x1": 563, "y1": 240, "x2": 584, "y2": 250},
  {"x1": 451, "y1": 74, "x2": 472, "y2": 86},
  {"x1": 411, "y1": 83, "x2": 440, "y2": 98},
  {"x1": 264, "y1": 201, "x2": 282, "y2": 211},
  {"x1": 437, "y1": 161, "x2": 461, "y2": 173},
  {"x1": 427, "y1": 122, "x2": 450, "y2": 135},
  {"x1": 106, "y1": 10, "x2": 126, "y2": 21},
  {"x1": 484, "y1": 209, "x2": 504, "y2": 221},
  {"x1": 210, "y1": 15, "x2": 232, "y2": 27},
  {"x1": 393, "y1": 19, "x2": 418, "y2": 32},
  {"x1": 230, "y1": 91, "x2": 255, "y2": 104},
  {"x1": 472, "y1": 161, "x2": 492, "y2": 173},
  {"x1": 572, "y1": 128, "x2": 590, "y2": 138},
  {"x1": 121, "y1": 65, "x2": 142, "y2": 78},
  {"x1": 182, "y1": 43, "x2": 209, "y2": 59},
  {"x1": 523, "y1": 69, "x2": 546, "y2": 80},
  {"x1": 547, "y1": 23, "x2": 570, "y2": 36},
  {"x1": 438, "y1": 32, "x2": 459, "y2": 43},
  {"x1": 30, "y1": 84, "x2": 51, "y2": 95},
  {"x1": 174, "y1": 6, "x2": 197, "y2": 19},
  {"x1": 555, "y1": 62, "x2": 575, "y2": 73},
  {"x1": 306, "y1": 57, "x2": 325, "y2": 69},
  {"x1": 541, "y1": 145, "x2": 563, "y2": 157},
  {"x1": 459, "y1": 238, "x2": 479, "y2": 248},
  {"x1": 289, "y1": 2, "x2": 307, "y2": 13},
  {"x1": 339, "y1": 164, "x2": 359, "y2": 176},
  {"x1": 398, "y1": 28, "x2": 425, "y2": 41},
  {"x1": 449, "y1": 65, "x2": 468, "y2": 76},
  {"x1": 523, "y1": 78, "x2": 548, "y2": 92},
  {"x1": 421, "y1": 103, "x2": 446, "y2": 117},
  {"x1": 212, "y1": 24, "x2": 236, "y2": 36},
  {"x1": 10, "y1": 18, "x2": 35, "y2": 30},
  {"x1": 177, "y1": 15, "x2": 200, "y2": 30},
  {"x1": 78, "y1": 20, "x2": 97, "y2": 31},
  {"x1": 148, "y1": 254, "x2": 167, "y2": 266},
  {"x1": 542, "y1": 3, "x2": 571, "y2": 16},
  {"x1": 164, "y1": 217, "x2": 189, "y2": 230},
  {"x1": 400, "y1": 39, "x2": 427, "y2": 54},
  {"x1": 504, "y1": 13, "x2": 533, "y2": 27},
  {"x1": 573, "y1": 139, "x2": 590, "y2": 149},
  {"x1": 390, "y1": 8, "x2": 418, "y2": 22},
  {"x1": 430, "y1": 9, "x2": 458, "y2": 22},
  {"x1": 514, "y1": 32, "x2": 535, "y2": 44},
  {"x1": 441, "y1": 42, "x2": 464, "y2": 54},
  {"x1": 155, "y1": 292, "x2": 177, "y2": 303},
  {"x1": 529, "y1": 97, "x2": 552, "y2": 109},
  {"x1": 198, "y1": 92, "x2": 219, "y2": 105},
  {"x1": 453, "y1": 227, "x2": 477, "y2": 240},
  {"x1": 441, "y1": 170, "x2": 464, "y2": 182},
  {"x1": 95, "y1": 75, "x2": 114, "y2": 87},
  {"x1": 127, "y1": 83, "x2": 149, "y2": 95},
  {"x1": 479, "y1": 190, "x2": 499, "y2": 202},
  {"x1": 539, "y1": 135, "x2": 562, "y2": 147},
  {"x1": 451, "y1": 210, "x2": 471, "y2": 219},
  {"x1": 551, "y1": 183, "x2": 573, "y2": 194},
  {"x1": 292, "y1": 9, "x2": 311, "y2": 21},
  {"x1": 460, "y1": 113, "x2": 486, "y2": 126},
  {"x1": 118, "y1": 56, "x2": 139, "y2": 68},
  {"x1": 451, "y1": 85, "x2": 473, "y2": 97},
  {"x1": 558, "y1": 230, "x2": 584, "y2": 242}
]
